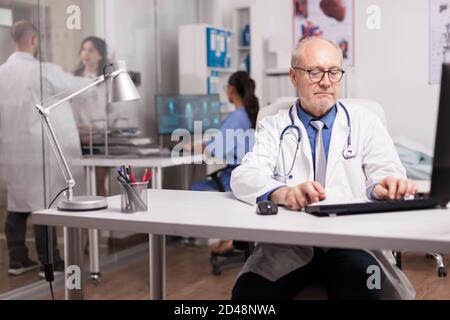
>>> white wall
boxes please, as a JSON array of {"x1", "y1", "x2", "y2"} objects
[
  {"x1": 217, "y1": 0, "x2": 439, "y2": 152},
  {"x1": 349, "y1": 0, "x2": 439, "y2": 153},
  {"x1": 208, "y1": 0, "x2": 293, "y2": 103}
]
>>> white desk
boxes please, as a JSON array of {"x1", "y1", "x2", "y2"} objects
[
  {"x1": 70, "y1": 154, "x2": 203, "y2": 280},
  {"x1": 32, "y1": 189, "x2": 450, "y2": 300},
  {"x1": 71, "y1": 153, "x2": 204, "y2": 190}
]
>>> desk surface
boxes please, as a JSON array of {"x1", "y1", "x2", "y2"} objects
[
  {"x1": 32, "y1": 189, "x2": 450, "y2": 253},
  {"x1": 71, "y1": 154, "x2": 204, "y2": 168}
]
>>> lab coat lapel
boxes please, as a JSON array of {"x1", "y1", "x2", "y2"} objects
[{"x1": 326, "y1": 103, "x2": 348, "y2": 183}]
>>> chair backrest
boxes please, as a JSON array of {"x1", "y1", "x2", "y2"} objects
[{"x1": 257, "y1": 97, "x2": 387, "y2": 128}]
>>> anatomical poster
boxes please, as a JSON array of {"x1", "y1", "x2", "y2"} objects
[
  {"x1": 293, "y1": 0, "x2": 354, "y2": 65},
  {"x1": 430, "y1": 0, "x2": 450, "y2": 84}
]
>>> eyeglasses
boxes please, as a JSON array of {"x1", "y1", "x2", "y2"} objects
[{"x1": 292, "y1": 67, "x2": 345, "y2": 83}]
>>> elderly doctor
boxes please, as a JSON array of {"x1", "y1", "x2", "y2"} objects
[{"x1": 230, "y1": 37, "x2": 417, "y2": 300}]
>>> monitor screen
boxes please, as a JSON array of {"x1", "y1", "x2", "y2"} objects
[
  {"x1": 430, "y1": 63, "x2": 450, "y2": 200},
  {"x1": 155, "y1": 94, "x2": 222, "y2": 135}
]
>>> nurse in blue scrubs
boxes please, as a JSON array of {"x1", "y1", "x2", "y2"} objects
[{"x1": 191, "y1": 71, "x2": 260, "y2": 254}]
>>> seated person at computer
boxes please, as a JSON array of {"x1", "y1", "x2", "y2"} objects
[
  {"x1": 230, "y1": 37, "x2": 416, "y2": 300},
  {"x1": 191, "y1": 71, "x2": 259, "y2": 255}
]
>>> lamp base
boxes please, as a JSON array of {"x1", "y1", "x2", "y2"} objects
[{"x1": 57, "y1": 196, "x2": 108, "y2": 211}]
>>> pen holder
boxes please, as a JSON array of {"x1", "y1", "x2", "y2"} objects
[{"x1": 119, "y1": 181, "x2": 148, "y2": 213}]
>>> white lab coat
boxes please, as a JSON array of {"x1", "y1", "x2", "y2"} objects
[
  {"x1": 0, "y1": 52, "x2": 87, "y2": 212},
  {"x1": 71, "y1": 70, "x2": 122, "y2": 131},
  {"x1": 230, "y1": 101, "x2": 416, "y2": 300}
]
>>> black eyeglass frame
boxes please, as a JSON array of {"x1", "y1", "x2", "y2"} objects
[{"x1": 292, "y1": 67, "x2": 345, "y2": 83}]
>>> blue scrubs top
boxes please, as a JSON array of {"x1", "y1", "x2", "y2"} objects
[{"x1": 192, "y1": 107, "x2": 254, "y2": 191}]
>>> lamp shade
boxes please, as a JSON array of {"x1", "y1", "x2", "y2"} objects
[{"x1": 110, "y1": 60, "x2": 140, "y2": 103}]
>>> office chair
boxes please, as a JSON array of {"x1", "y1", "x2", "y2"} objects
[{"x1": 259, "y1": 97, "x2": 447, "y2": 278}]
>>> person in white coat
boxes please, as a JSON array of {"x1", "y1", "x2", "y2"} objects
[
  {"x1": 0, "y1": 21, "x2": 87, "y2": 276},
  {"x1": 72, "y1": 36, "x2": 120, "y2": 197},
  {"x1": 230, "y1": 37, "x2": 417, "y2": 300}
]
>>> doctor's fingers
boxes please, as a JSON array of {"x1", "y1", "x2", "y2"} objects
[
  {"x1": 395, "y1": 179, "x2": 417, "y2": 199},
  {"x1": 312, "y1": 181, "x2": 325, "y2": 195},
  {"x1": 384, "y1": 177, "x2": 398, "y2": 200},
  {"x1": 395, "y1": 179, "x2": 408, "y2": 199},
  {"x1": 405, "y1": 179, "x2": 418, "y2": 197},
  {"x1": 373, "y1": 184, "x2": 389, "y2": 200},
  {"x1": 299, "y1": 183, "x2": 322, "y2": 204},
  {"x1": 286, "y1": 188, "x2": 305, "y2": 211},
  {"x1": 285, "y1": 195, "x2": 302, "y2": 211},
  {"x1": 294, "y1": 187, "x2": 309, "y2": 209}
]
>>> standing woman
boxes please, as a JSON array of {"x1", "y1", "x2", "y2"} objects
[
  {"x1": 72, "y1": 36, "x2": 120, "y2": 196},
  {"x1": 191, "y1": 71, "x2": 260, "y2": 254}
]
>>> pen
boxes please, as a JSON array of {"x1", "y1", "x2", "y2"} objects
[
  {"x1": 146, "y1": 169, "x2": 152, "y2": 182},
  {"x1": 120, "y1": 165, "x2": 127, "y2": 181},
  {"x1": 117, "y1": 169, "x2": 129, "y2": 183},
  {"x1": 117, "y1": 176, "x2": 136, "y2": 211},
  {"x1": 141, "y1": 168, "x2": 148, "y2": 182},
  {"x1": 142, "y1": 169, "x2": 152, "y2": 182}
]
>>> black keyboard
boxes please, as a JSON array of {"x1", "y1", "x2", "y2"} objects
[{"x1": 305, "y1": 198, "x2": 443, "y2": 217}]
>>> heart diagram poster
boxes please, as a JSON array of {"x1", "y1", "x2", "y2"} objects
[
  {"x1": 293, "y1": 0, "x2": 354, "y2": 65},
  {"x1": 430, "y1": 0, "x2": 450, "y2": 84}
]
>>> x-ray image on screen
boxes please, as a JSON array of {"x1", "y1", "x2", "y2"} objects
[{"x1": 155, "y1": 94, "x2": 221, "y2": 135}]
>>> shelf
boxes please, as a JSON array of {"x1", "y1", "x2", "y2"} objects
[
  {"x1": 207, "y1": 67, "x2": 238, "y2": 73},
  {"x1": 265, "y1": 68, "x2": 290, "y2": 76}
]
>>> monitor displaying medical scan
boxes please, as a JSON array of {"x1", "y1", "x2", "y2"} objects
[{"x1": 155, "y1": 94, "x2": 222, "y2": 135}]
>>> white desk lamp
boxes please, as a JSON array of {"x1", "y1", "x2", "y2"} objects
[{"x1": 35, "y1": 60, "x2": 140, "y2": 211}]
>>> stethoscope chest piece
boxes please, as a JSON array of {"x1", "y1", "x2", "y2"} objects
[{"x1": 342, "y1": 147, "x2": 356, "y2": 160}]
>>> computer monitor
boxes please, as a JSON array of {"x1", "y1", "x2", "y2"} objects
[
  {"x1": 155, "y1": 94, "x2": 222, "y2": 135},
  {"x1": 430, "y1": 63, "x2": 450, "y2": 202}
]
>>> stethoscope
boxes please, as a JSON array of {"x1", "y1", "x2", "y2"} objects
[{"x1": 273, "y1": 100, "x2": 356, "y2": 181}]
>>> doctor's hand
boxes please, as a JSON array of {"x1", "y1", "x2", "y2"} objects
[
  {"x1": 373, "y1": 177, "x2": 417, "y2": 200},
  {"x1": 270, "y1": 182, "x2": 326, "y2": 211}
]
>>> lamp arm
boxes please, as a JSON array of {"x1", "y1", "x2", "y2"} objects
[
  {"x1": 33, "y1": 71, "x2": 118, "y2": 201},
  {"x1": 38, "y1": 68, "x2": 125, "y2": 114},
  {"x1": 41, "y1": 75, "x2": 106, "y2": 113},
  {"x1": 32, "y1": 68, "x2": 127, "y2": 201},
  {"x1": 38, "y1": 111, "x2": 76, "y2": 200}
]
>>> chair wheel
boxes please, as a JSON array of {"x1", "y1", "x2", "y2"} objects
[
  {"x1": 212, "y1": 264, "x2": 222, "y2": 276},
  {"x1": 438, "y1": 267, "x2": 447, "y2": 277},
  {"x1": 210, "y1": 255, "x2": 222, "y2": 275},
  {"x1": 90, "y1": 273, "x2": 101, "y2": 284}
]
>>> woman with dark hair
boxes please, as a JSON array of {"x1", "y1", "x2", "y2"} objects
[
  {"x1": 226, "y1": 70, "x2": 259, "y2": 129},
  {"x1": 191, "y1": 71, "x2": 260, "y2": 254},
  {"x1": 74, "y1": 36, "x2": 108, "y2": 77},
  {"x1": 72, "y1": 36, "x2": 120, "y2": 196}
]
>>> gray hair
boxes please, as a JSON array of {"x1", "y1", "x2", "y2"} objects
[{"x1": 291, "y1": 37, "x2": 343, "y2": 67}]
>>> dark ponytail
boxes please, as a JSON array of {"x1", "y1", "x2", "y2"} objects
[{"x1": 228, "y1": 71, "x2": 260, "y2": 129}]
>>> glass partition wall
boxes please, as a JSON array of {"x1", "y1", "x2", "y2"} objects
[{"x1": 0, "y1": 0, "x2": 198, "y2": 298}]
